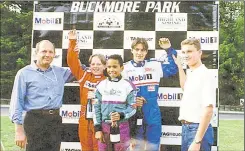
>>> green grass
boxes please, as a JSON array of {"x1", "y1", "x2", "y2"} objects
[
  {"x1": 1, "y1": 116, "x2": 244, "y2": 151},
  {"x1": 0, "y1": 116, "x2": 24, "y2": 151},
  {"x1": 219, "y1": 120, "x2": 244, "y2": 151}
]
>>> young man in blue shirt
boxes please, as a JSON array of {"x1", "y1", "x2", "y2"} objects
[{"x1": 122, "y1": 38, "x2": 178, "y2": 151}]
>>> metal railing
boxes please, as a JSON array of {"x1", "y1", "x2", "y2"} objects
[
  {"x1": 0, "y1": 99, "x2": 10, "y2": 105},
  {"x1": 219, "y1": 105, "x2": 244, "y2": 112}
]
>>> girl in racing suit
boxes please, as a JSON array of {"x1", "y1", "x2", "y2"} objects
[{"x1": 67, "y1": 30, "x2": 106, "y2": 151}]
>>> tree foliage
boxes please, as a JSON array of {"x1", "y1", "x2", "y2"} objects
[
  {"x1": 219, "y1": 1, "x2": 244, "y2": 105},
  {"x1": 0, "y1": 2, "x2": 33, "y2": 98}
]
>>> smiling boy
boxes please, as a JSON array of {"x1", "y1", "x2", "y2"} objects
[{"x1": 93, "y1": 54, "x2": 136, "y2": 151}]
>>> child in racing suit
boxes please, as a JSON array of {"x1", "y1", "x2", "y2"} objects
[
  {"x1": 67, "y1": 30, "x2": 106, "y2": 151},
  {"x1": 122, "y1": 38, "x2": 178, "y2": 151},
  {"x1": 93, "y1": 54, "x2": 137, "y2": 151}
]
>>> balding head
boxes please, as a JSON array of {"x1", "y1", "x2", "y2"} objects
[
  {"x1": 35, "y1": 40, "x2": 55, "y2": 54},
  {"x1": 34, "y1": 40, "x2": 56, "y2": 69}
]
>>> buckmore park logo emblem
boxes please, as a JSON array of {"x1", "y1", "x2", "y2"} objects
[{"x1": 97, "y1": 15, "x2": 122, "y2": 28}]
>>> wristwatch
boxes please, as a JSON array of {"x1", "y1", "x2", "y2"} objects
[{"x1": 195, "y1": 140, "x2": 202, "y2": 144}]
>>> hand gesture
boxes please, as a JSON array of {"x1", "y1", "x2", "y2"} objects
[
  {"x1": 136, "y1": 96, "x2": 146, "y2": 107},
  {"x1": 74, "y1": 43, "x2": 80, "y2": 53},
  {"x1": 68, "y1": 29, "x2": 77, "y2": 40},
  {"x1": 172, "y1": 54, "x2": 182, "y2": 68},
  {"x1": 110, "y1": 112, "x2": 120, "y2": 122},
  {"x1": 130, "y1": 138, "x2": 136, "y2": 150},
  {"x1": 87, "y1": 89, "x2": 96, "y2": 99},
  {"x1": 159, "y1": 38, "x2": 171, "y2": 49},
  {"x1": 95, "y1": 131, "x2": 105, "y2": 143}
]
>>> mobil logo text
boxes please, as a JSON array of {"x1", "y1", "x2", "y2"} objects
[
  {"x1": 189, "y1": 36, "x2": 218, "y2": 44},
  {"x1": 35, "y1": 17, "x2": 62, "y2": 24},
  {"x1": 158, "y1": 92, "x2": 183, "y2": 100},
  {"x1": 61, "y1": 110, "x2": 81, "y2": 118},
  {"x1": 129, "y1": 74, "x2": 152, "y2": 81}
]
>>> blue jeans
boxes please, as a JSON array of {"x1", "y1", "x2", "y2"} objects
[
  {"x1": 134, "y1": 124, "x2": 161, "y2": 151},
  {"x1": 181, "y1": 123, "x2": 214, "y2": 151}
]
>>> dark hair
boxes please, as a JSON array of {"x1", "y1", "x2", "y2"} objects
[{"x1": 107, "y1": 54, "x2": 123, "y2": 67}]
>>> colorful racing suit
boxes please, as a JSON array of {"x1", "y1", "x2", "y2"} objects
[
  {"x1": 67, "y1": 40, "x2": 106, "y2": 151},
  {"x1": 93, "y1": 76, "x2": 137, "y2": 151},
  {"x1": 122, "y1": 48, "x2": 178, "y2": 151}
]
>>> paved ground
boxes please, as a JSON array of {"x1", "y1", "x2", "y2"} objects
[
  {"x1": 219, "y1": 111, "x2": 244, "y2": 120},
  {"x1": 1, "y1": 106, "x2": 9, "y2": 116}
]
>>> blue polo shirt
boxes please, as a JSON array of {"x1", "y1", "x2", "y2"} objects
[{"x1": 9, "y1": 63, "x2": 72, "y2": 124}]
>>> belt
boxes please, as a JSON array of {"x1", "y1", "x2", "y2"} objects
[
  {"x1": 29, "y1": 109, "x2": 60, "y2": 115},
  {"x1": 103, "y1": 120, "x2": 128, "y2": 124},
  {"x1": 181, "y1": 120, "x2": 193, "y2": 124}
]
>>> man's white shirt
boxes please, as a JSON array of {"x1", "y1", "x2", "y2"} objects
[{"x1": 178, "y1": 64, "x2": 216, "y2": 123}]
